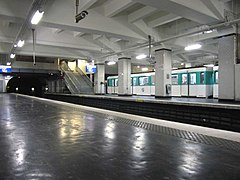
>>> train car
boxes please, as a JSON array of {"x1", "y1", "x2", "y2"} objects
[
  {"x1": 213, "y1": 66, "x2": 219, "y2": 98},
  {"x1": 172, "y1": 67, "x2": 214, "y2": 98},
  {"x1": 131, "y1": 72, "x2": 155, "y2": 95},
  {"x1": 107, "y1": 67, "x2": 216, "y2": 98},
  {"x1": 107, "y1": 75, "x2": 118, "y2": 94}
]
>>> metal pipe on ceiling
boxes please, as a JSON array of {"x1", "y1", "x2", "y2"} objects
[{"x1": 98, "y1": 18, "x2": 240, "y2": 60}]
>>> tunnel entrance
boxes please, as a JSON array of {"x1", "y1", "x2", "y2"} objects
[{"x1": 7, "y1": 75, "x2": 47, "y2": 97}]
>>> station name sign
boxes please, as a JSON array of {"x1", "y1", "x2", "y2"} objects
[
  {"x1": 0, "y1": 65, "x2": 12, "y2": 73},
  {"x1": 86, "y1": 64, "x2": 96, "y2": 73}
]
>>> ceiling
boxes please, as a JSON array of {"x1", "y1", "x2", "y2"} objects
[{"x1": 0, "y1": 0, "x2": 239, "y2": 68}]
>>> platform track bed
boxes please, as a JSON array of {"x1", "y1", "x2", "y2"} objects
[{"x1": 44, "y1": 94, "x2": 240, "y2": 133}]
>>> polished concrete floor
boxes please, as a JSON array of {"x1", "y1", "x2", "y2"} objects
[{"x1": 0, "y1": 94, "x2": 240, "y2": 179}]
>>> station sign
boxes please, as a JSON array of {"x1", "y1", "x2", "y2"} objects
[
  {"x1": 86, "y1": 64, "x2": 96, "y2": 73},
  {"x1": 0, "y1": 66, "x2": 11, "y2": 73}
]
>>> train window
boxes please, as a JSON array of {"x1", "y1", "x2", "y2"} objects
[
  {"x1": 215, "y1": 71, "x2": 218, "y2": 84},
  {"x1": 200, "y1": 72, "x2": 205, "y2": 84},
  {"x1": 139, "y1": 77, "x2": 149, "y2": 86},
  {"x1": 181, "y1": 74, "x2": 188, "y2": 85},
  {"x1": 108, "y1": 80, "x2": 111, "y2": 86},
  {"x1": 111, "y1": 79, "x2": 114, "y2": 87},
  {"x1": 190, "y1": 73, "x2": 196, "y2": 85},
  {"x1": 115, "y1": 79, "x2": 118, "y2": 86},
  {"x1": 171, "y1": 75, "x2": 178, "y2": 85},
  {"x1": 132, "y1": 78, "x2": 137, "y2": 86}
]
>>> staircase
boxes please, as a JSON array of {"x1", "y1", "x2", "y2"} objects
[{"x1": 60, "y1": 62, "x2": 94, "y2": 94}]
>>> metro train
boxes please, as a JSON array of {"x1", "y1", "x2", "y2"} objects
[{"x1": 107, "y1": 66, "x2": 219, "y2": 98}]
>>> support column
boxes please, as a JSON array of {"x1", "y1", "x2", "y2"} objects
[
  {"x1": 154, "y1": 48, "x2": 172, "y2": 98},
  {"x1": 218, "y1": 35, "x2": 237, "y2": 100},
  {"x1": 118, "y1": 57, "x2": 131, "y2": 96},
  {"x1": 94, "y1": 64, "x2": 105, "y2": 95}
]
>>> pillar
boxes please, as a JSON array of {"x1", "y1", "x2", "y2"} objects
[
  {"x1": 118, "y1": 57, "x2": 131, "y2": 96},
  {"x1": 154, "y1": 48, "x2": 172, "y2": 98},
  {"x1": 218, "y1": 35, "x2": 237, "y2": 100},
  {"x1": 94, "y1": 64, "x2": 105, "y2": 95},
  {"x1": 0, "y1": 75, "x2": 3, "y2": 92}
]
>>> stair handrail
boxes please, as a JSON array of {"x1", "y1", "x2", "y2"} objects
[
  {"x1": 75, "y1": 67, "x2": 93, "y2": 88},
  {"x1": 60, "y1": 63, "x2": 82, "y2": 93}
]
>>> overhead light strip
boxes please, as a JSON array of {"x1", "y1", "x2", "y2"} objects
[{"x1": 31, "y1": 10, "x2": 44, "y2": 25}]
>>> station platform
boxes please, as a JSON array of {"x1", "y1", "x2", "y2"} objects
[{"x1": 0, "y1": 93, "x2": 240, "y2": 179}]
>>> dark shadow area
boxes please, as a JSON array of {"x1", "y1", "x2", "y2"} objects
[{"x1": 7, "y1": 75, "x2": 47, "y2": 97}]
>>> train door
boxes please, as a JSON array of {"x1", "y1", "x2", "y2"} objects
[
  {"x1": 114, "y1": 79, "x2": 118, "y2": 94},
  {"x1": 171, "y1": 74, "x2": 180, "y2": 96},
  {"x1": 213, "y1": 70, "x2": 219, "y2": 98},
  {"x1": 132, "y1": 77, "x2": 137, "y2": 95},
  {"x1": 150, "y1": 75, "x2": 155, "y2": 95},
  {"x1": 181, "y1": 73, "x2": 189, "y2": 96},
  {"x1": 189, "y1": 73, "x2": 197, "y2": 97}
]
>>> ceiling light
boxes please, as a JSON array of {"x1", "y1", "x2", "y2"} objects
[
  {"x1": 14, "y1": 44, "x2": 17, "y2": 47},
  {"x1": 136, "y1": 54, "x2": 147, "y2": 60},
  {"x1": 17, "y1": 40, "x2": 24, "y2": 47},
  {"x1": 6, "y1": 62, "x2": 11, "y2": 66},
  {"x1": 107, "y1": 61, "x2": 116, "y2": 65},
  {"x1": 31, "y1": 10, "x2": 44, "y2": 25},
  {"x1": 141, "y1": 67, "x2": 148, "y2": 71},
  {"x1": 204, "y1": 64, "x2": 214, "y2": 67},
  {"x1": 185, "y1": 43, "x2": 202, "y2": 51},
  {"x1": 204, "y1": 30, "x2": 213, "y2": 34},
  {"x1": 10, "y1": 54, "x2": 15, "y2": 59}
]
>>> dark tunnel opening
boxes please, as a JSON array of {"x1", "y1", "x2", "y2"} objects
[{"x1": 7, "y1": 75, "x2": 47, "y2": 97}]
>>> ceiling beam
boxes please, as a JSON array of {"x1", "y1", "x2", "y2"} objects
[
  {"x1": 79, "y1": 0, "x2": 98, "y2": 11},
  {"x1": 200, "y1": 0, "x2": 225, "y2": 20},
  {"x1": 148, "y1": 14, "x2": 182, "y2": 28},
  {"x1": 128, "y1": 6, "x2": 157, "y2": 23},
  {"x1": 133, "y1": 19, "x2": 161, "y2": 41},
  {"x1": 132, "y1": 0, "x2": 221, "y2": 24},
  {"x1": 104, "y1": 0, "x2": 135, "y2": 17}
]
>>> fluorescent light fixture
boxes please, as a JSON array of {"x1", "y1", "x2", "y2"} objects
[
  {"x1": 204, "y1": 30, "x2": 213, "y2": 34},
  {"x1": 6, "y1": 62, "x2": 11, "y2": 66},
  {"x1": 10, "y1": 54, "x2": 15, "y2": 59},
  {"x1": 136, "y1": 54, "x2": 147, "y2": 60},
  {"x1": 107, "y1": 61, "x2": 116, "y2": 65},
  {"x1": 185, "y1": 43, "x2": 202, "y2": 51},
  {"x1": 31, "y1": 10, "x2": 44, "y2": 25},
  {"x1": 17, "y1": 40, "x2": 24, "y2": 47},
  {"x1": 204, "y1": 64, "x2": 214, "y2": 67},
  {"x1": 142, "y1": 67, "x2": 148, "y2": 71}
]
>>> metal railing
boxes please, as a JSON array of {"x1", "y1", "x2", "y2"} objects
[
  {"x1": 60, "y1": 62, "x2": 94, "y2": 94},
  {"x1": 75, "y1": 67, "x2": 93, "y2": 88}
]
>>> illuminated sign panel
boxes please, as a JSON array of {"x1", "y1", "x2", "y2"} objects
[
  {"x1": 86, "y1": 65, "x2": 96, "y2": 73},
  {"x1": 0, "y1": 66, "x2": 11, "y2": 73}
]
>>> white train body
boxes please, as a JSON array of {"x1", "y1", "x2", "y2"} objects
[{"x1": 107, "y1": 67, "x2": 218, "y2": 98}]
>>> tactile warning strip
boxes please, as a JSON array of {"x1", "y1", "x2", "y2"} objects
[{"x1": 107, "y1": 117, "x2": 240, "y2": 152}]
